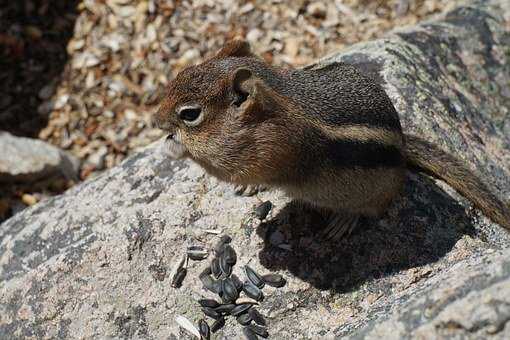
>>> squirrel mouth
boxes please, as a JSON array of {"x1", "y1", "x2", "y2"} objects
[{"x1": 163, "y1": 132, "x2": 187, "y2": 159}]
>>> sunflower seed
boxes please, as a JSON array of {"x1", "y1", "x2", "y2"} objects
[
  {"x1": 236, "y1": 312, "x2": 252, "y2": 325},
  {"x1": 231, "y1": 274, "x2": 243, "y2": 291},
  {"x1": 204, "y1": 228, "x2": 222, "y2": 235},
  {"x1": 219, "y1": 255, "x2": 233, "y2": 277},
  {"x1": 231, "y1": 303, "x2": 253, "y2": 316},
  {"x1": 221, "y1": 278, "x2": 239, "y2": 303},
  {"x1": 248, "y1": 308, "x2": 266, "y2": 326},
  {"x1": 169, "y1": 254, "x2": 187, "y2": 284},
  {"x1": 242, "y1": 281, "x2": 264, "y2": 301},
  {"x1": 242, "y1": 327, "x2": 259, "y2": 340},
  {"x1": 247, "y1": 324, "x2": 269, "y2": 338},
  {"x1": 223, "y1": 245, "x2": 237, "y2": 265},
  {"x1": 211, "y1": 317, "x2": 225, "y2": 333},
  {"x1": 214, "y1": 303, "x2": 235, "y2": 314},
  {"x1": 211, "y1": 258, "x2": 222, "y2": 279},
  {"x1": 171, "y1": 267, "x2": 187, "y2": 288},
  {"x1": 214, "y1": 235, "x2": 232, "y2": 254},
  {"x1": 245, "y1": 265, "x2": 264, "y2": 289},
  {"x1": 200, "y1": 266, "x2": 212, "y2": 277},
  {"x1": 235, "y1": 297, "x2": 259, "y2": 305},
  {"x1": 175, "y1": 315, "x2": 200, "y2": 338},
  {"x1": 261, "y1": 273, "x2": 286, "y2": 288},
  {"x1": 198, "y1": 319, "x2": 210, "y2": 340},
  {"x1": 202, "y1": 307, "x2": 221, "y2": 320},
  {"x1": 188, "y1": 245, "x2": 206, "y2": 251},
  {"x1": 188, "y1": 249, "x2": 209, "y2": 261},
  {"x1": 255, "y1": 201, "x2": 272, "y2": 220},
  {"x1": 198, "y1": 299, "x2": 220, "y2": 308},
  {"x1": 200, "y1": 275, "x2": 221, "y2": 294}
]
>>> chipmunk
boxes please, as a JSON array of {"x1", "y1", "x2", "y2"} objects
[{"x1": 153, "y1": 39, "x2": 510, "y2": 239}]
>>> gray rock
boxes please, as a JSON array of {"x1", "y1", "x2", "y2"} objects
[
  {"x1": 1, "y1": 0, "x2": 510, "y2": 339},
  {"x1": 0, "y1": 132, "x2": 80, "y2": 183}
]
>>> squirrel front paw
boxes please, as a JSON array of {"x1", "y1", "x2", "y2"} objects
[{"x1": 233, "y1": 184, "x2": 266, "y2": 197}]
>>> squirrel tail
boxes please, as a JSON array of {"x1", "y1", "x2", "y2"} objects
[{"x1": 404, "y1": 134, "x2": 510, "y2": 230}]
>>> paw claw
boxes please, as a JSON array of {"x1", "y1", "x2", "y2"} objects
[
  {"x1": 233, "y1": 185, "x2": 266, "y2": 197},
  {"x1": 321, "y1": 214, "x2": 359, "y2": 241}
]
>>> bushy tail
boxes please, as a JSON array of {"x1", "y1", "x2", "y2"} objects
[{"x1": 404, "y1": 134, "x2": 510, "y2": 230}]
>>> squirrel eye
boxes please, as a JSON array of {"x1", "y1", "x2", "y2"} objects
[{"x1": 178, "y1": 105, "x2": 203, "y2": 126}]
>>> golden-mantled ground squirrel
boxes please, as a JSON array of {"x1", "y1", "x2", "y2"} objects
[{"x1": 153, "y1": 40, "x2": 510, "y2": 239}]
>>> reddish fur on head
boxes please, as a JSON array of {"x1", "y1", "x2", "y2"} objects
[{"x1": 153, "y1": 40, "x2": 299, "y2": 185}]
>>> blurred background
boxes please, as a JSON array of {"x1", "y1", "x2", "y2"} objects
[{"x1": 0, "y1": 0, "x2": 462, "y2": 222}]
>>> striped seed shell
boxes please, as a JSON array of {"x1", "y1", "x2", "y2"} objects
[
  {"x1": 231, "y1": 303, "x2": 253, "y2": 317},
  {"x1": 221, "y1": 278, "x2": 239, "y2": 303},
  {"x1": 254, "y1": 201, "x2": 272, "y2": 220},
  {"x1": 261, "y1": 273, "x2": 286, "y2": 288},
  {"x1": 171, "y1": 268, "x2": 187, "y2": 288},
  {"x1": 214, "y1": 235, "x2": 232, "y2": 254},
  {"x1": 198, "y1": 319, "x2": 210, "y2": 340},
  {"x1": 247, "y1": 324, "x2": 269, "y2": 338},
  {"x1": 219, "y1": 254, "x2": 233, "y2": 277},
  {"x1": 223, "y1": 245, "x2": 237, "y2": 265},
  {"x1": 188, "y1": 249, "x2": 209, "y2": 261},
  {"x1": 244, "y1": 265, "x2": 265, "y2": 289},
  {"x1": 248, "y1": 308, "x2": 267, "y2": 326},
  {"x1": 242, "y1": 327, "x2": 258, "y2": 340},
  {"x1": 200, "y1": 275, "x2": 221, "y2": 294},
  {"x1": 202, "y1": 307, "x2": 221, "y2": 320},
  {"x1": 214, "y1": 303, "x2": 235, "y2": 314},
  {"x1": 188, "y1": 245, "x2": 206, "y2": 251},
  {"x1": 200, "y1": 266, "x2": 212, "y2": 277},
  {"x1": 211, "y1": 258, "x2": 222, "y2": 279},
  {"x1": 169, "y1": 254, "x2": 187, "y2": 284},
  {"x1": 236, "y1": 312, "x2": 252, "y2": 325},
  {"x1": 198, "y1": 299, "x2": 220, "y2": 309},
  {"x1": 211, "y1": 317, "x2": 225, "y2": 333},
  {"x1": 242, "y1": 281, "x2": 263, "y2": 301},
  {"x1": 231, "y1": 274, "x2": 243, "y2": 291}
]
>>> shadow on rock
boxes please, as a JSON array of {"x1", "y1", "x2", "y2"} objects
[{"x1": 256, "y1": 174, "x2": 476, "y2": 293}]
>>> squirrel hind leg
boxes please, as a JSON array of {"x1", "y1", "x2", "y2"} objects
[
  {"x1": 321, "y1": 213, "x2": 360, "y2": 241},
  {"x1": 233, "y1": 184, "x2": 266, "y2": 197}
]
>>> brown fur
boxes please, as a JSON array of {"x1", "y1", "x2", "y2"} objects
[{"x1": 154, "y1": 39, "x2": 510, "y2": 231}]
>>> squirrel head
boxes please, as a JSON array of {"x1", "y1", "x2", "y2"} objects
[{"x1": 153, "y1": 40, "x2": 298, "y2": 185}]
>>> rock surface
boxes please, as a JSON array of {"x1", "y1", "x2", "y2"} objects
[
  {"x1": 1, "y1": 0, "x2": 510, "y2": 339},
  {"x1": 0, "y1": 132, "x2": 80, "y2": 183}
]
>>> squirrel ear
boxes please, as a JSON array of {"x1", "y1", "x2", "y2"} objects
[
  {"x1": 215, "y1": 39, "x2": 253, "y2": 59},
  {"x1": 232, "y1": 68, "x2": 273, "y2": 122},
  {"x1": 233, "y1": 68, "x2": 253, "y2": 92},
  {"x1": 232, "y1": 68, "x2": 256, "y2": 106}
]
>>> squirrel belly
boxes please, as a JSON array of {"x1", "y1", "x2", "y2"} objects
[{"x1": 281, "y1": 166, "x2": 406, "y2": 217}]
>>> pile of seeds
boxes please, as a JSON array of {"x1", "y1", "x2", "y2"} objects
[{"x1": 176, "y1": 235, "x2": 286, "y2": 339}]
